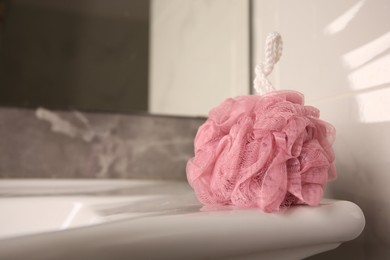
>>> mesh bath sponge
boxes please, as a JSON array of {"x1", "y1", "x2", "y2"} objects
[{"x1": 186, "y1": 32, "x2": 336, "y2": 212}]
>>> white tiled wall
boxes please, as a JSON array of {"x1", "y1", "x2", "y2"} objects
[
  {"x1": 254, "y1": 0, "x2": 390, "y2": 258},
  {"x1": 150, "y1": 0, "x2": 249, "y2": 116}
]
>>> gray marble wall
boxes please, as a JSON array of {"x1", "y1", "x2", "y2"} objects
[{"x1": 0, "y1": 107, "x2": 204, "y2": 180}]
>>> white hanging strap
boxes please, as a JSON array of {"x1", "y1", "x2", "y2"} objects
[{"x1": 253, "y1": 32, "x2": 283, "y2": 95}]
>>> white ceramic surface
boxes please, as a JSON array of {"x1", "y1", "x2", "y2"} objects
[
  {"x1": 0, "y1": 197, "x2": 104, "y2": 239},
  {"x1": 0, "y1": 180, "x2": 364, "y2": 260},
  {"x1": 253, "y1": 0, "x2": 389, "y2": 258}
]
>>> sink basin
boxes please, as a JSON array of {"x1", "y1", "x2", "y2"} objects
[
  {"x1": 0, "y1": 196, "x2": 166, "y2": 239},
  {"x1": 0, "y1": 179, "x2": 365, "y2": 260},
  {"x1": 0, "y1": 180, "x2": 197, "y2": 240},
  {"x1": 1, "y1": 197, "x2": 104, "y2": 239}
]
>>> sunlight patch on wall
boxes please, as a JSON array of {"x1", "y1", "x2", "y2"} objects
[
  {"x1": 323, "y1": 0, "x2": 365, "y2": 35},
  {"x1": 343, "y1": 32, "x2": 390, "y2": 70},
  {"x1": 347, "y1": 53, "x2": 390, "y2": 90},
  {"x1": 356, "y1": 87, "x2": 390, "y2": 123}
]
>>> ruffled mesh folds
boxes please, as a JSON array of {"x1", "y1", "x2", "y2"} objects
[{"x1": 186, "y1": 91, "x2": 336, "y2": 212}]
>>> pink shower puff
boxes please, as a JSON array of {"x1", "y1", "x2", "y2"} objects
[{"x1": 186, "y1": 90, "x2": 336, "y2": 213}]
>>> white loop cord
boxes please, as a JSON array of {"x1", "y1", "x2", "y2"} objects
[{"x1": 253, "y1": 32, "x2": 283, "y2": 95}]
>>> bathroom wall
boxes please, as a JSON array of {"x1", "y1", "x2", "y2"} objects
[
  {"x1": 253, "y1": 0, "x2": 390, "y2": 259},
  {"x1": 149, "y1": 0, "x2": 250, "y2": 116}
]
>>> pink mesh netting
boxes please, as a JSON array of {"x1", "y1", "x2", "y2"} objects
[{"x1": 186, "y1": 90, "x2": 336, "y2": 212}]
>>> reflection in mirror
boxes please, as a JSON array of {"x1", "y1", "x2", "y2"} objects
[
  {"x1": 0, "y1": 0, "x2": 250, "y2": 116},
  {"x1": 0, "y1": 0, "x2": 149, "y2": 113}
]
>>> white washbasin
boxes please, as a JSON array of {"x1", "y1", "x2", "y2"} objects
[
  {"x1": 0, "y1": 179, "x2": 365, "y2": 260},
  {"x1": 1, "y1": 197, "x2": 104, "y2": 239},
  {"x1": 0, "y1": 180, "x2": 197, "y2": 240},
  {"x1": 0, "y1": 196, "x2": 165, "y2": 239}
]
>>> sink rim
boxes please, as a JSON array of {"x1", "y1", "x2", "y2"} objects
[{"x1": 0, "y1": 179, "x2": 365, "y2": 260}]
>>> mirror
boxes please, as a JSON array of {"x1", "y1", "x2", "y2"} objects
[{"x1": 0, "y1": 0, "x2": 250, "y2": 117}]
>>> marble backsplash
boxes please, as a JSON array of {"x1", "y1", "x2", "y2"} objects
[{"x1": 0, "y1": 107, "x2": 204, "y2": 180}]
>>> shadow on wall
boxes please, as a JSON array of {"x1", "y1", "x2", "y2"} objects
[{"x1": 0, "y1": 0, "x2": 149, "y2": 113}]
